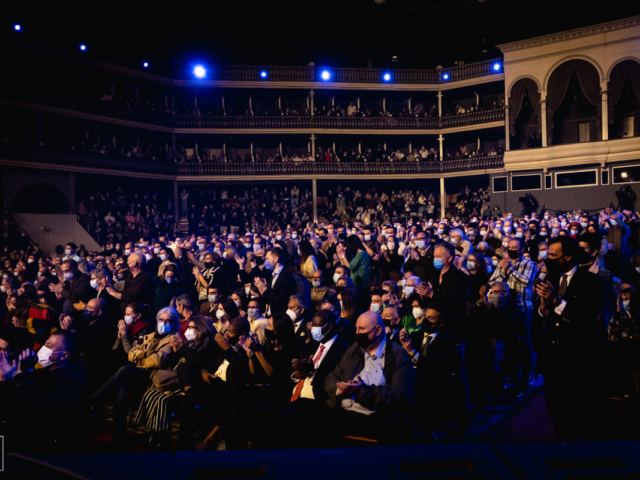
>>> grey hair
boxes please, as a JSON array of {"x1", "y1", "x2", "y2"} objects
[
  {"x1": 91, "y1": 268, "x2": 110, "y2": 280},
  {"x1": 490, "y1": 281, "x2": 510, "y2": 295},
  {"x1": 156, "y1": 306, "x2": 180, "y2": 333},
  {"x1": 289, "y1": 294, "x2": 309, "y2": 309}
]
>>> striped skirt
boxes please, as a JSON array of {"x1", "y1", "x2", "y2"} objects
[{"x1": 135, "y1": 387, "x2": 184, "y2": 432}]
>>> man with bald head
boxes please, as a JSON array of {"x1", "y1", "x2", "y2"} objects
[
  {"x1": 106, "y1": 252, "x2": 156, "y2": 313},
  {"x1": 60, "y1": 298, "x2": 116, "y2": 365},
  {"x1": 324, "y1": 311, "x2": 415, "y2": 444}
]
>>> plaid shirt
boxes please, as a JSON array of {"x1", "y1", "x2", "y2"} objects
[{"x1": 489, "y1": 256, "x2": 537, "y2": 312}]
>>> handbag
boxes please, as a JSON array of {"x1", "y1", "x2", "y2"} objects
[{"x1": 151, "y1": 357, "x2": 186, "y2": 392}]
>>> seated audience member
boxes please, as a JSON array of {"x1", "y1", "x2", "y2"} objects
[
  {"x1": 382, "y1": 304, "x2": 402, "y2": 343},
  {"x1": 155, "y1": 264, "x2": 183, "y2": 312},
  {"x1": 91, "y1": 306, "x2": 180, "y2": 445},
  {"x1": 178, "y1": 316, "x2": 251, "y2": 450},
  {"x1": 247, "y1": 297, "x2": 268, "y2": 345},
  {"x1": 199, "y1": 285, "x2": 221, "y2": 317},
  {"x1": 321, "y1": 295, "x2": 356, "y2": 345},
  {"x1": 90, "y1": 268, "x2": 121, "y2": 321},
  {"x1": 310, "y1": 270, "x2": 329, "y2": 310},
  {"x1": 324, "y1": 311, "x2": 415, "y2": 444},
  {"x1": 0, "y1": 331, "x2": 89, "y2": 454},
  {"x1": 273, "y1": 310, "x2": 349, "y2": 448},
  {"x1": 213, "y1": 298, "x2": 240, "y2": 335}
]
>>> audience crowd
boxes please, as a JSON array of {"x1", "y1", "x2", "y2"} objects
[{"x1": 2, "y1": 188, "x2": 638, "y2": 454}]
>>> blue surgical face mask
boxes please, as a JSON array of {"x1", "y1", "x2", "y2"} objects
[
  {"x1": 539, "y1": 250, "x2": 549, "y2": 260},
  {"x1": 433, "y1": 258, "x2": 444, "y2": 270},
  {"x1": 539, "y1": 231, "x2": 548, "y2": 236},
  {"x1": 157, "y1": 322, "x2": 169, "y2": 335}
]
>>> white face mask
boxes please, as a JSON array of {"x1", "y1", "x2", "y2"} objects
[
  {"x1": 248, "y1": 308, "x2": 261, "y2": 319},
  {"x1": 311, "y1": 325, "x2": 327, "y2": 342},
  {"x1": 276, "y1": 235, "x2": 283, "y2": 241},
  {"x1": 64, "y1": 272, "x2": 74, "y2": 281},
  {"x1": 539, "y1": 251, "x2": 549, "y2": 260},
  {"x1": 154, "y1": 248, "x2": 160, "y2": 254},
  {"x1": 185, "y1": 328, "x2": 197, "y2": 342},
  {"x1": 38, "y1": 346, "x2": 62, "y2": 368},
  {"x1": 253, "y1": 244, "x2": 261, "y2": 252},
  {"x1": 124, "y1": 315, "x2": 135, "y2": 325},
  {"x1": 216, "y1": 310, "x2": 225, "y2": 319},
  {"x1": 364, "y1": 235, "x2": 371, "y2": 241},
  {"x1": 208, "y1": 294, "x2": 218, "y2": 303},
  {"x1": 370, "y1": 303, "x2": 380, "y2": 312},
  {"x1": 28, "y1": 259, "x2": 34, "y2": 264},
  {"x1": 312, "y1": 280, "x2": 322, "y2": 287},
  {"x1": 286, "y1": 309, "x2": 297, "y2": 321},
  {"x1": 292, "y1": 233, "x2": 297, "y2": 239},
  {"x1": 213, "y1": 248, "x2": 221, "y2": 254},
  {"x1": 198, "y1": 244, "x2": 206, "y2": 251},
  {"x1": 124, "y1": 249, "x2": 132, "y2": 256},
  {"x1": 467, "y1": 261, "x2": 476, "y2": 270},
  {"x1": 145, "y1": 253, "x2": 151, "y2": 261},
  {"x1": 165, "y1": 277, "x2": 173, "y2": 284},
  {"x1": 412, "y1": 307, "x2": 424, "y2": 319},
  {"x1": 65, "y1": 249, "x2": 72, "y2": 256},
  {"x1": 90, "y1": 279, "x2": 99, "y2": 290},
  {"x1": 234, "y1": 300, "x2": 241, "y2": 307},
  {"x1": 415, "y1": 240, "x2": 426, "y2": 249},
  {"x1": 404, "y1": 286, "x2": 414, "y2": 297},
  {"x1": 333, "y1": 273, "x2": 340, "y2": 284}
]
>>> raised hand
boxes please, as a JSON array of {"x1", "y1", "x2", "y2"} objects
[
  {"x1": 215, "y1": 333, "x2": 231, "y2": 351},
  {"x1": 0, "y1": 351, "x2": 17, "y2": 381},
  {"x1": 117, "y1": 320, "x2": 128, "y2": 338}
]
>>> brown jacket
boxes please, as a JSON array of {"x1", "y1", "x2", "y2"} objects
[{"x1": 128, "y1": 332, "x2": 175, "y2": 370}]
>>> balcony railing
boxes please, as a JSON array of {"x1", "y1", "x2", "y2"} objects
[
  {"x1": 6, "y1": 89, "x2": 504, "y2": 130},
  {"x1": 177, "y1": 155, "x2": 504, "y2": 175},
  {"x1": 0, "y1": 145, "x2": 503, "y2": 176},
  {"x1": 173, "y1": 59, "x2": 503, "y2": 84},
  {"x1": 0, "y1": 145, "x2": 176, "y2": 175}
]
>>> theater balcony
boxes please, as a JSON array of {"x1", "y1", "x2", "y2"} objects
[{"x1": 0, "y1": 144, "x2": 504, "y2": 180}]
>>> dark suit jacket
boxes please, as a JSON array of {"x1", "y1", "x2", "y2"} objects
[
  {"x1": 263, "y1": 267, "x2": 297, "y2": 315},
  {"x1": 427, "y1": 265, "x2": 470, "y2": 340},
  {"x1": 335, "y1": 317, "x2": 356, "y2": 346},
  {"x1": 410, "y1": 330, "x2": 462, "y2": 394},
  {"x1": 60, "y1": 271, "x2": 94, "y2": 306},
  {"x1": 297, "y1": 335, "x2": 348, "y2": 404},
  {"x1": 534, "y1": 266, "x2": 604, "y2": 360},
  {"x1": 293, "y1": 309, "x2": 313, "y2": 350},
  {"x1": 403, "y1": 245, "x2": 435, "y2": 282},
  {"x1": 325, "y1": 339, "x2": 415, "y2": 412}
]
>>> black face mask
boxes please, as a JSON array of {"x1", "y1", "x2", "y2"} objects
[
  {"x1": 204, "y1": 262, "x2": 214, "y2": 269},
  {"x1": 355, "y1": 330, "x2": 375, "y2": 349},
  {"x1": 529, "y1": 228, "x2": 537, "y2": 235},
  {"x1": 383, "y1": 319, "x2": 400, "y2": 330},
  {"x1": 508, "y1": 250, "x2": 520, "y2": 260},
  {"x1": 265, "y1": 329, "x2": 276, "y2": 342},
  {"x1": 544, "y1": 257, "x2": 563, "y2": 275},
  {"x1": 423, "y1": 321, "x2": 439, "y2": 334},
  {"x1": 227, "y1": 335, "x2": 239, "y2": 346}
]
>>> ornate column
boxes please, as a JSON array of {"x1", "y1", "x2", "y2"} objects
[
  {"x1": 440, "y1": 177, "x2": 446, "y2": 220},
  {"x1": 437, "y1": 91, "x2": 443, "y2": 117},
  {"x1": 601, "y1": 89, "x2": 609, "y2": 141},
  {"x1": 505, "y1": 104, "x2": 510, "y2": 151},
  {"x1": 541, "y1": 100, "x2": 548, "y2": 147}
]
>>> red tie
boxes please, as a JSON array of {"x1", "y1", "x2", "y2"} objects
[{"x1": 291, "y1": 345, "x2": 325, "y2": 402}]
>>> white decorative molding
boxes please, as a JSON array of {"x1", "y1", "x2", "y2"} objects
[{"x1": 497, "y1": 16, "x2": 640, "y2": 53}]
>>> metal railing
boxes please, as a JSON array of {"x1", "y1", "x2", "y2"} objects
[
  {"x1": 174, "y1": 59, "x2": 503, "y2": 84},
  {"x1": 6, "y1": 89, "x2": 504, "y2": 130},
  {"x1": 0, "y1": 144, "x2": 503, "y2": 176}
]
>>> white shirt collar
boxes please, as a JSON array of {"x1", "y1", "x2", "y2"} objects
[
  {"x1": 273, "y1": 264, "x2": 284, "y2": 276},
  {"x1": 564, "y1": 265, "x2": 578, "y2": 280}
]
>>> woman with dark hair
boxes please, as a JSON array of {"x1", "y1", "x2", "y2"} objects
[
  {"x1": 336, "y1": 235, "x2": 370, "y2": 292},
  {"x1": 135, "y1": 315, "x2": 219, "y2": 447},
  {"x1": 155, "y1": 264, "x2": 183, "y2": 312},
  {"x1": 337, "y1": 289, "x2": 358, "y2": 324},
  {"x1": 297, "y1": 240, "x2": 318, "y2": 284},
  {"x1": 157, "y1": 247, "x2": 178, "y2": 277},
  {"x1": 466, "y1": 252, "x2": 489, "y2": 305},
  {"x1": 376, "y1": 235, "x2": 404, "y2": 283},
  {"x1": 230, "y1": 289, "x2": 246, "y2": 316},
  {"x1": 213, "y1": 298, "x2": 240, "y2": 335}
]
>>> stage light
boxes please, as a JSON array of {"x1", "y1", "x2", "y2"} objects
[
  {"x1": 193, "y1": 65, "x2": 206, "y2": 79},
  {"x1": 622, "y1": 172, "x2": 628, "y2": 178},
  {"x1": 80, "y1": 44, "x2": 87, "y2": 51},
  {"x1": 143, "y1": 62, "x2": 149, "y2": 68},
  {"x1": 14, "y1": 24, "x2": 21, "y2": 31},
  {"x1": 321, "y1": 70, "x2": 331, "y2": 81},
  {"x1": 383, "y1": 72, "x2": 392, "y2": 82},
  {"x1": 493, "y1": 62, "x2": 501, "y2": 72},
  {"x1": 260, "y1": 70, "x2": 267, "y2": 78},
  {"x1": 442, "y1": 73, "x2": 450, "y2": 81}
]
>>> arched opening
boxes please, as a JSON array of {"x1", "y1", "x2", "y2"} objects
[
  {"x1": 509, "y1": 78, "x2": 541, "y2": 150},
  {"x1": 547, "y1": 60, "x2": 601, "y2": 146},
  {"x1": 10, "y1": 183, "x2": 71, "y2": 214},
  {"x1": 608, "y1": 60, "x2": 640, "y2": 139}
]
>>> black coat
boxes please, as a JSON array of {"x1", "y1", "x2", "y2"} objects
[
  {"x1": 427, "y1": 265, "x2": 470, "y2": 340},
  {"x1": 297, "y1": 335, "x2": 349, "y2": 403},
  {"x1": 121, "y1": 270, "x2": 156, "y2": 312},
  {"x1": 410, "y1": 330, "x2": 462, "y2": 394},
  {"x1": 403, "y1": 245, "x2": 435, "y2": 282},
  {"x1": 60, "y1": 271, "x2": 94, "y2": 307},
  {"x1": 263, "y1": 267, "x2": 297, "y2": 315}
]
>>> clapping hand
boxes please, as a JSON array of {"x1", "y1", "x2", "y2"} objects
[
  {"x1": 416, "y1": 282, "x2": 433, "y2": 298},
  {"x1": 498, "y1": 259, "x2": 511, "y2": 272},
  {"x1": 117, "y1": 320, "x2": 129, "y2": 338},
  {"x1": 336, "y1": 244, "x2": 345, "y2": 256},
  {"x1": 215, "y1": 333, "x2": 231, "y2": 351},
  {"x1": 253, "y1": 277, "x2": 268, "y2": 295},
  {"x1": 0, "y1": 351, "x2": 17, "y2": 381},
  {"x1": 49, "y1": 282, "x2": 63, "y2": 294},
  {"x1": 337, "y1": 375, "x2": 364, "y2": 396},
  {"x1": 169, "y1": 333, "x2": 184, "y2": 351},
  {"x1": 59, "y1": 314, "x2": 74, "y2": 331},
  {"x1": 399, "y1": 329, "x2": 414, "y2": 354},
  {"x1": 245, "y1": 336, "x2": 261, "y2": 352}
]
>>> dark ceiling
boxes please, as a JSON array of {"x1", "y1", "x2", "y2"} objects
[{"x1": 5, "y1": 1, "x2": 639, "y2": 71}]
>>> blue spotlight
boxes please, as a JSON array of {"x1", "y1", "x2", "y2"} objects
[
  {"x1": 321, "y1": 70, "x2": 331, "y2": 81},
  {"x1": 442, "y1": 72, "x2": 450, "y2": 81},
  {"x1": 260, "y1": 70, "x2": 267, "y2": 78},
  {"x1": 80, "y1": 44, "x2": 87, "y2": 51},
  {"x1": 143, "y1": 62, "x2": 149, "y2": 68},
  {"x1": 493, "y1": 62, "x2": 501, "y2": 72},
  {"x1": 193, "y1": 65, "x2": 206, "y2": 79},
  {"x1": 14, "y1": 24, "x2": 21, "y2": 31},
  {"x1": 383, "y1": 72, "x2": 392, "y2": 82}
]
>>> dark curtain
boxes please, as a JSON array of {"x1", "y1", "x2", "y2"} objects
[
  {"x1": 547, "y1": 60, "x2": 601, "y2": 145},
  {"x1": 609, "y1": 60, "x2": 640, "y2": 123},
  {"x1": 509, "y1": 79, "x2": 541, "y2": 137}
]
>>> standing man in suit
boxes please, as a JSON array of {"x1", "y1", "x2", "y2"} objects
[
  {"x1": 534, "y1": 236, "x2": 605, "y2": 441},
  {"x1": 254, "y1": 247, "x2": 297, "y2": 316},
  {"x1": 324, "y1": 311, "x2": 415, "y2": 444},
  {"x1": 400, "y1": 303, "x2": 463, "y2": 431},
  {"x1": 272, "y1": 310, "x2": 348, "y2": 448}
]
